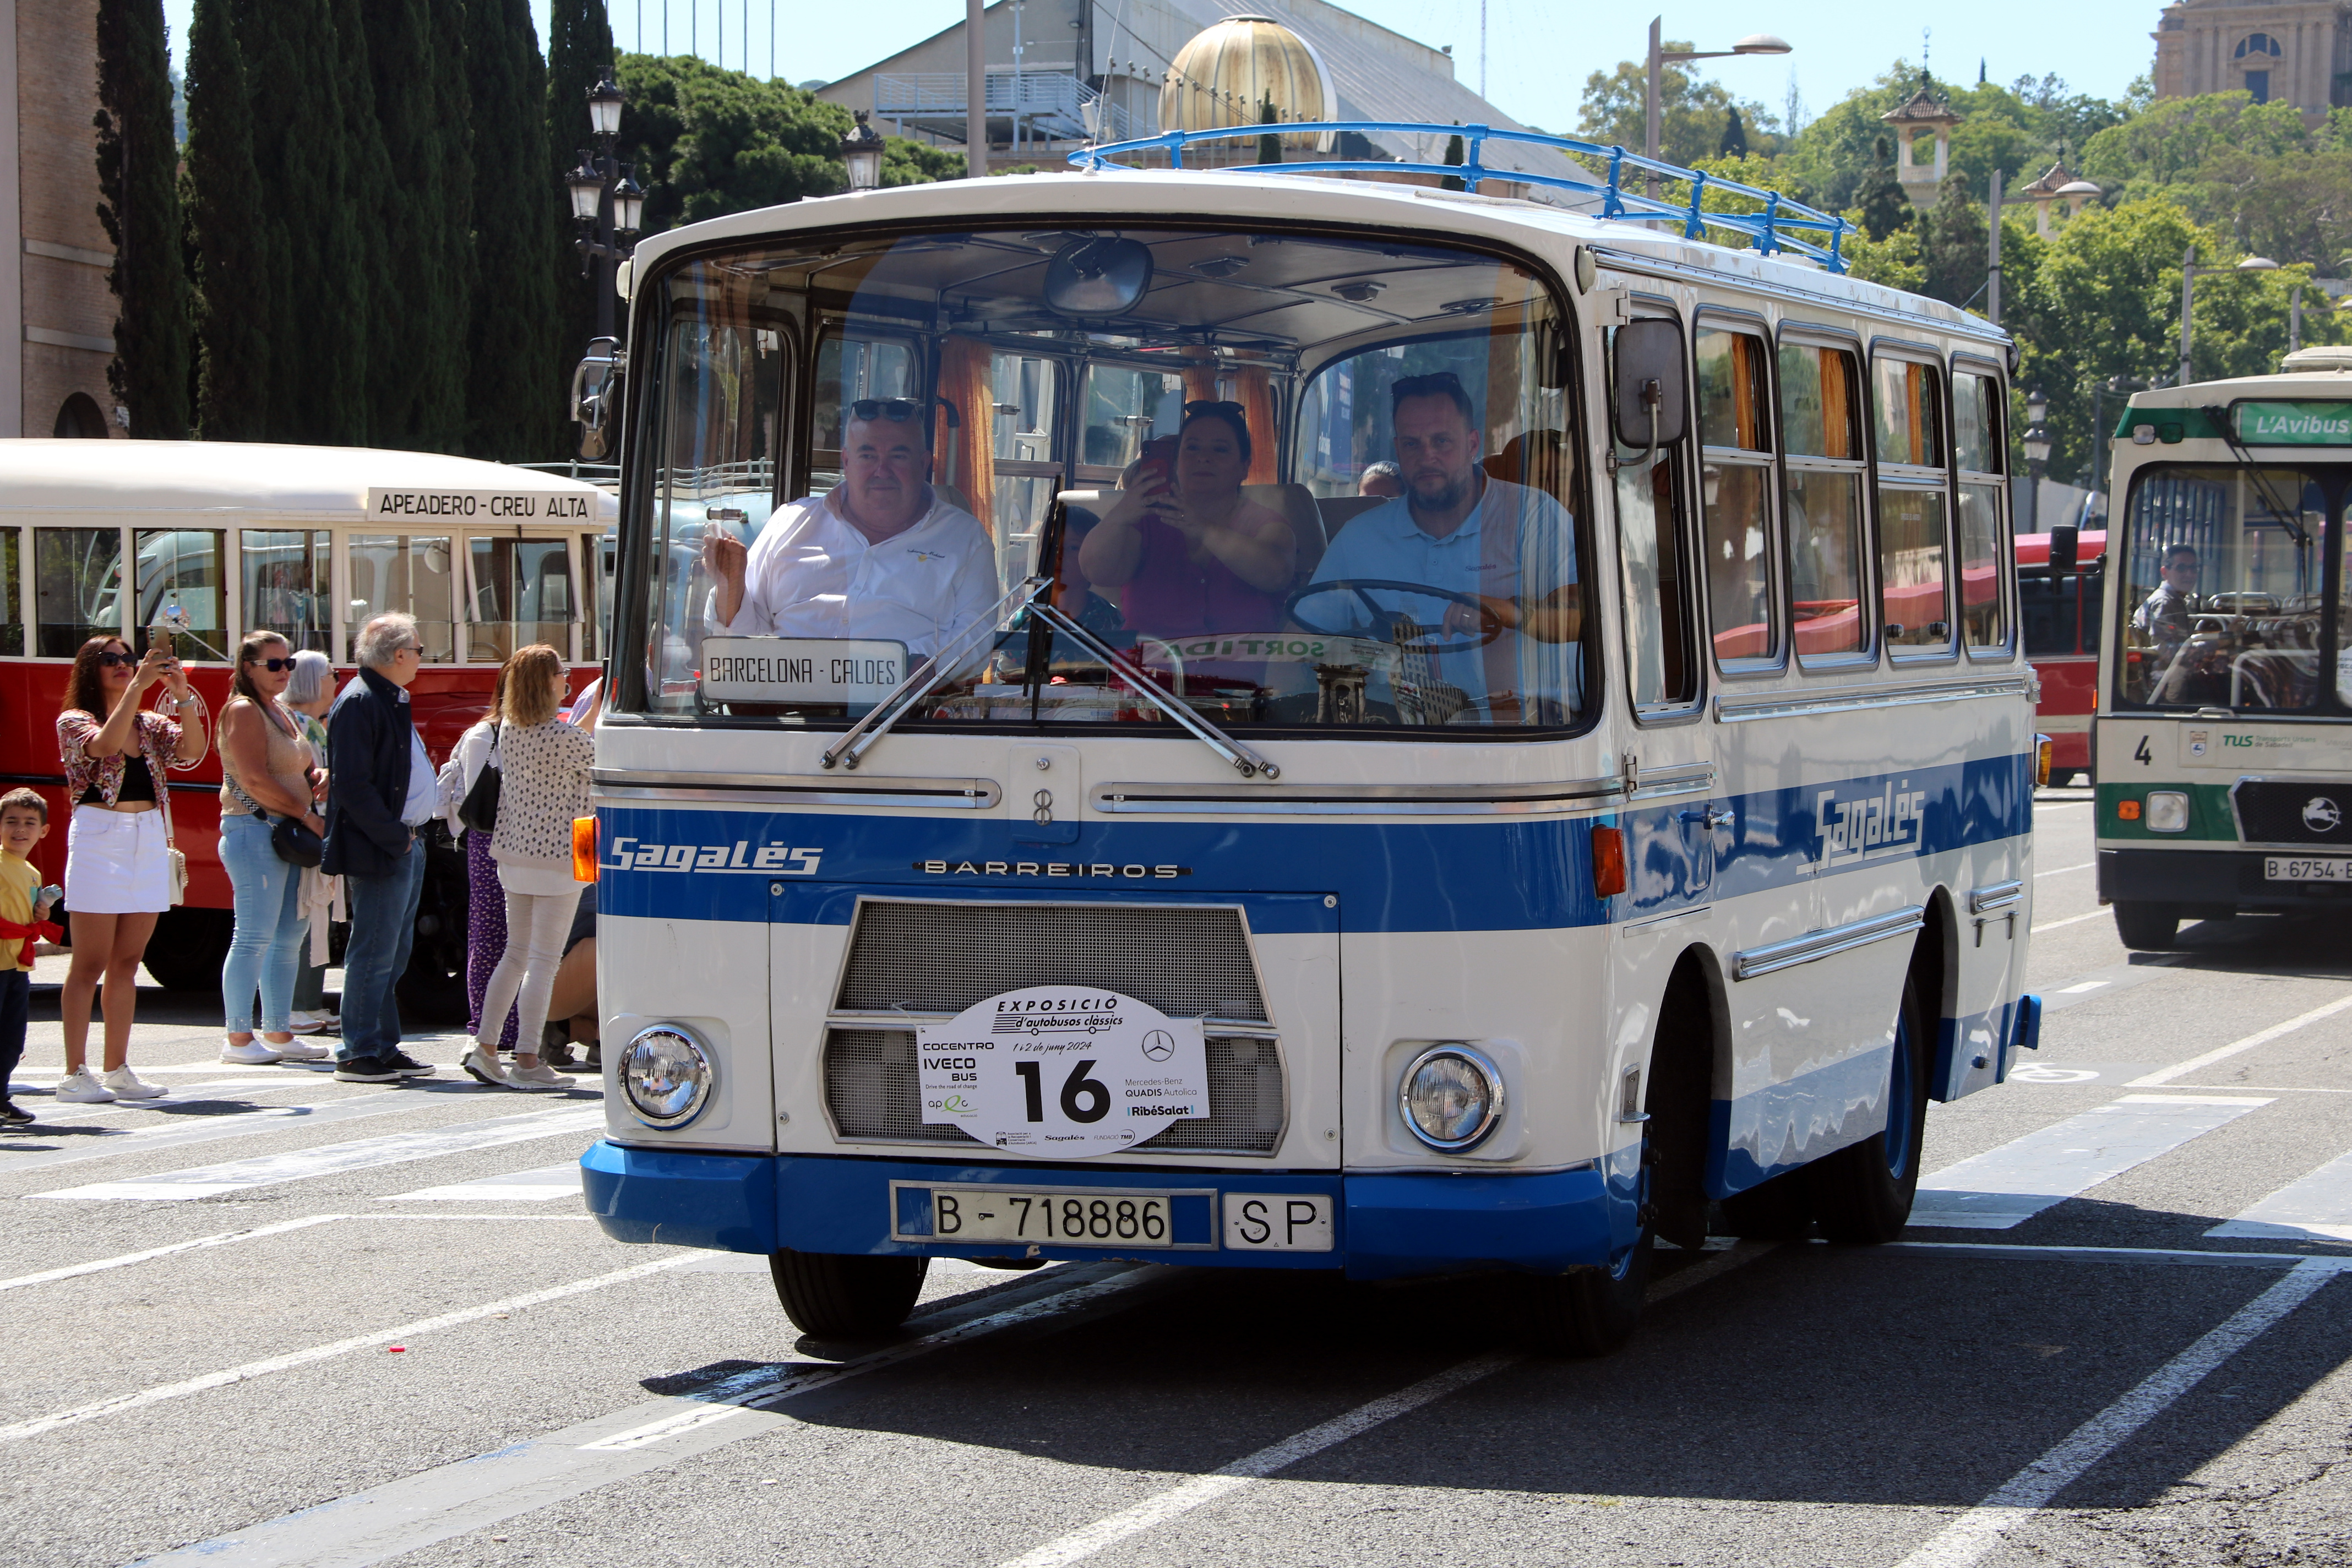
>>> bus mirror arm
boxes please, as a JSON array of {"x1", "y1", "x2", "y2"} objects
[
  {"x1": 1024, "y1": 599, "x2": 1283, "y2": 782},
  {"x1": 823, "y1": 576, "x2": 1055, "y2": 772}
]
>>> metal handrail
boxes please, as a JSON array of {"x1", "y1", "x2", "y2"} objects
[{"x1": 1069, "y1": 119, "x2": 1849, "y2": 273}]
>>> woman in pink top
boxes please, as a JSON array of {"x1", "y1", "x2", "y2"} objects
[{"x1": 1079, "y1": 402, "x2": 1296, "y2": 685}]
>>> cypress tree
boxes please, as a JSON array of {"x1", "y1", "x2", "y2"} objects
[
  {"x1": 1721, "y1": 106, "x2": 1747, "y2": 159},
  {"x1": 1256, "y1": 98, "x2": 1281, "y2": 165},
  {"x1": 363, "y1": 0, "x2": 472, "y2": 451},
  {"x1": 95, "y1": 0, "x2": 190, "y2": 438},
  {"x1": 237, "y1": 0, "x2": 347, "y2": 444},
  {"x1": 1856, "y1": 136, "x2": 1913, "y2": 243},
  {"x1": 547, "y1": 0, "x2": 617, "y2": 366},
  {"x1": 325, "y1": 0, "x2": 389, "y2": 445},
  {"x1": 466, "y1": 0, "x2": 560, "y2": 460},
  {"x1": 1441, "y1": 132, "x2": 1465, "y2": 192},
  {"x1": 182, "y1": 0, "x2": 269, "y2": 439}
]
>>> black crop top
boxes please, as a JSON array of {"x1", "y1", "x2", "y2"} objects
[{"x1": 82, "y1": 756, "x2": 156, "y2": 807}]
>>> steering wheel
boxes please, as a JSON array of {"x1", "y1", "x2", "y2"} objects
[{"x1": 1284, "y1": 579, "x2": 1502, "y2": 657}]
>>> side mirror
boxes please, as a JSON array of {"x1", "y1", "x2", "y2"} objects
[
  {"x1": 2048, "y1": 522, "x2": 2079, "y2": 574},
  {"x1": 571, "y1": 336, "x2": 624, "y2": 461},
  {"x1": 1611, "y1": 320, "x2": 1689, "y2": 450}
]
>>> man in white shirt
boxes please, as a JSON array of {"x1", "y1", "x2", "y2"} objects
[{"x1": 702, "y1": 400, "x2": 997, "y2": 663}]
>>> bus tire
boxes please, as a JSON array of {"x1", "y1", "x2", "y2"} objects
[
  {"x1": 2113, "y1": 901, "x2": 2180, "y2": 951},
  {"x1": 1523, "y1": 1233, "x2": 1652, "y2": 1358},
  {"x1": 768, "y1": 1249, "x2": 929, "y2": 1338},
  {"x1": 141, "y1": 907, "x2": 233, "y2": 992},
  {"x1": 1807, "y1": 971, "x2": 1931, "y2": 1244}
]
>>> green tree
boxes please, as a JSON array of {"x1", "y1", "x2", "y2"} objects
[
  {"x1": 1853, "y1": 135, "x2": 1912, "y2": 241},
  {"x1": 362, "y1": 0, "x2": 472, "y2": 450},
  {"x1": 465, "y1": 0, "x2": 560, "y2": 460},
  {"x1": 1577, "y1": 48, "x2": 1781, "y2": 168},
  {"x1": 1256, "y1": 98, "x2": 1280, "y2": 165},
  {"x1": 324, "y1": 0, "x2": 389, "y2": 444},
  {"x1": 1721, "y1": 105, "x2": 1747, "y2": 159},
  {"x1": 547, "y1": 0, "x2": 616, "y2": 364},
  {"x1": 1920, "y1": 165, "x2": 1989, "y2": 308},
  {"x1": 95, "y1": 0, "x2": 189, "y2": 437},
  {"x1": 182, "y1": 0, "x2": 269, "y2": 438},
  {"x1": 1442, "y1": 131, "x2": 1464, "y2": 192}
]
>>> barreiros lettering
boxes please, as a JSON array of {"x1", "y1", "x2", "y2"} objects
[{"x1": 917, "y1": 861, "x2": 1188, "y2": 879}]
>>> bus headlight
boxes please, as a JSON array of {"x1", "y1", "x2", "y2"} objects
[
  {"x1": 2146, "y1": 790, "x2": 2191, "y2": 834},
  {"x1": 620, "y1": 1026, "x2": 715, "y2": 1129},
  {"x1": 1399, "y1": 1045, "x2": 1504, "y2": 1152}
]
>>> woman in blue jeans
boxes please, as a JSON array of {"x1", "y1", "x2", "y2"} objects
[{"x1": 216, "y1": 631, "x2": 327, "y2": 1064}]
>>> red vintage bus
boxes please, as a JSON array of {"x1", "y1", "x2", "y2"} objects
[
  {"x1": 2018, "y1": 524, "x2": 2106, "y2": 785},
  {"x1": 0, "y1": 442, "x2": 618, "y2": 1007}
]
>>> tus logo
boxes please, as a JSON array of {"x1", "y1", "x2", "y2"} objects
[
  {"x1": 1816, "y1": 782, "x2": 1928, "y2": 866},
  {"x1": 604, "y1": 837, "x2": 821, "y2": 875}
]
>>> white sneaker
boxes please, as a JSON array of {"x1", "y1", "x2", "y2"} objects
[
  {"x1": 503, "y1": 1061, "x2": 567, "y2": 1092},
  {"x1": 460, "y1": 1047, "x2": 510, "y2": 1087},
  {"x1": 284, "y1": 1012, "x2": 328, "y2": 1035},
  {"x1": 53, "y1": 1068, "x2": 115, "y2": 1104},
  {"x1": 101, "y1": 1068, "x2": 166, "y2": 1100},
  {"x1": 272, "y1": 1038, "x2": 330, "y2": 1062},
  {"x1": 220, "y1": 1038, "x2": 285, "y2": 1065}
]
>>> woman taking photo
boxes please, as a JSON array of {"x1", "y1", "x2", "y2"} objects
[
  {"x1": 53, "y1": 635, "x2": 208, "y2": 1103},
  {"x1": 216, "y1": 631, "x2": 328, "y2": 1065},
  {"x1": 461, "y1": 645, "x2": 597, "y2": 1092}
]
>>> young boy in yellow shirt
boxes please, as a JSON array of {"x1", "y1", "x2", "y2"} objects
[{"x1": 0, "y1": 787, "x2": 60, "y2": 1125}]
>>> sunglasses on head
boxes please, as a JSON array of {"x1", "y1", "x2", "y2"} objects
[
  {"x1": 1390, "y1": 371, "x2": 1467, "y2": 401},
  {"x1": 847, "y1": 398, "x2": 922, "y2": 423},
  {"x1": 1183, "y1": 400, "x2": 1246, "y2": 420}
]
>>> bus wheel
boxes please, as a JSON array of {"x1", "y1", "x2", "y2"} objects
[
  {"x1": 1807, "y1": 972, "x2": 1931, "y2": 1244},
  {"x1": 769, "y1": 1249, "x2": 929, "y2": 1338},
  {"x1": 2113, "y1": 901, "x2": 2180, "y2": 951},
  {"x1": 1522, "y1": 1128, "x2": 1655, "y2": 1357},
  {"x1": 141, "y1": 908, "x2": 232, "y2": 992}
]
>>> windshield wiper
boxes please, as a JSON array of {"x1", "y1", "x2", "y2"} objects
[
  {"x1": 2202, "y1": 404, "x2": 2313, "y2": 546},
  {"x1": 1023, "y1": 600, "x2": 1283, "y2": 781},
  {"x1": 821, "y1": 576, "x2": 1050, "y2": 771}
]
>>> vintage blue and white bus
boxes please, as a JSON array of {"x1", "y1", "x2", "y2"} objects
[{"x1": 580, "y1": 127, "x2": 2045, "y2": 1353}]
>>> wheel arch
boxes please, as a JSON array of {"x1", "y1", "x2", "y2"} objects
[
  {"x1": 1917, "y1": 884, "x2": 1962, "y2": 1102},
  {"x1": 1641, "y1": 941, "x2": 1728, "y2": 1249}
]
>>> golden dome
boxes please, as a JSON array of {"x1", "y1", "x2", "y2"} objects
[{"x1": 1161, "y1": 15, "x2": 1335, "y2": 153}]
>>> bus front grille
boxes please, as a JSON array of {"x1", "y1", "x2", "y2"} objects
[
  {"x1": 821, "y1": 1028, "x2": 1287, "y2": 1156},
  {"x1": 2234, "y1": 780, "x2": 2352, "y2": 846},
  {"x1": 833, "y1": 899, "x2": 1269, "y2": 1021}
]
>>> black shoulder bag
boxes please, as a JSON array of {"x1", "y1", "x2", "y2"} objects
[{"x1": 459, "y1": 724, "x2": 502, "y2": 834}]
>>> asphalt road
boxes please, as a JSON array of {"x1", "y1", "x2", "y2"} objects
[{"x1": 5, "y1": 784, "x2": 2350, "y2": 1568}]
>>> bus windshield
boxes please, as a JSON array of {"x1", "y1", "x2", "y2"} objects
[
  {"x1": 630, "y1": 226, "x2": 1587, "y2": 733},
  {"x1": 2115, "y1": 464, "x2": 2345, "y2": 711}
]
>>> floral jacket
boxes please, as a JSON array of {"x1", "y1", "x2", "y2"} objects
[{"x1": 58, "y1": 705, "x2": 205, "y2": 825}]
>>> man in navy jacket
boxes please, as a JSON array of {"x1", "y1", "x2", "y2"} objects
[{"x1": 324, "y1": 613, "x2": 441, "y2": 1082}]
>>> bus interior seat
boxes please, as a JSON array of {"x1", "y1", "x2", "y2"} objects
[
  {"x1": 1242, "y1": 483, "x2": 1328, "y2": 581},
  {"x1": 1485, "y1": 428, "x2": 1574, "y2": 503},
  {"x1": 1316, "y1": 494, "x2": 1386, "y2": 541},
  {"x1": 935, "y1": 482, "x2": 974, "y2": 515}
]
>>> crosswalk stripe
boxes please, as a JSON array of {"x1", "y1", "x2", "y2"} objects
[
  {"x1": 2208, "y1": 1148, "x2": 2352, "y2": 1243},
  {"x1": 1912, "y1": 1095, "x2": 2273, "y2": 1230},
  {"x1": 0, "y1": 1215, "x2": 350, "y2": 1293},
  {"x1": 30, "y1": 1107, "x2": 605, "y2": 1201},
  {"x1": 2030, "y1": 910, "x2": 2108, "y2": 934},
  {"x1": 382, "y1": 1163, "x2": 584, "y2": 1202},
  {"x1": 2128, "y1": 993, "x2": 2352, "y2": 1087},
  {"x1": 0, "y1": 1092, "x2": 426, "y2": 1175}
]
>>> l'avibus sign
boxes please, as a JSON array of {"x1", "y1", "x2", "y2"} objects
[
  {"x1": 2233, "y1": 401, "x2": 2352, "y2": 445},
  {"x1": 362, "y1": 488, "x2": 596, "y2": 520}
]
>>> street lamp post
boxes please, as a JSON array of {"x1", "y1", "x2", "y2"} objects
[
  {"x1": 2087, "y1": 375, "x2": 2148, "y2": 521},
  {"x1": 1644, "y1": 18, "x2": 1789, "y2": 197},
  {"x1": 569, "y1": 73, "x2": 643, "y2": 345},
  {"x1": 2022, "y1": 385, "x2": 2051, "y2": 533},
  {"x1": 841, "y1": 110, "x2": 886, "y2": 193},
  {"x1": 2179, "y1": 247, "x2": 2280, "y2": 386}
]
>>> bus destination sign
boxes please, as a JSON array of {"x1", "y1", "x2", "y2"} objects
[
  {"x1": 361, "y1": 488, "x2": 596, "y2": 519},
  {"x1": 698, "y1": 636, "x2": 907, "y2": 709},
  {"x1": 2234, "y1": 401, "x2": 2352, "y2": 445}
]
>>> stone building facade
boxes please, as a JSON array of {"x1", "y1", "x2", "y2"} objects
[
  {"x1": 2153, "y1": 1, "x2": 2352, "y2": 116},
  {"x1": 2, "y1": 0, "x2": 123, "y2": 440}
]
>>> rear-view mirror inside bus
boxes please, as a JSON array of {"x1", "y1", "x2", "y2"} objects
[{"x1": 1612, "y1": 320, "x2": 1689, "y2": 449}]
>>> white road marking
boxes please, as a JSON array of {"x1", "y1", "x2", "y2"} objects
[
  {"x1": 0, "y1": 1092, "x2": 424, "y2": 1174},
  {"x1": 2208, "y1": 1148, "x2": 2352, "y2": 1243},
  {"x1": 2034, "y1": 862, "x2": 2094, "y2": 878},
  {"x1": 986, "y1": 1243, "x2": 1776, "y2": 1568},
  {"x1": 2056, "y1": 980, "x2": 2109, "y2": 994},
  {"x1": 0, "y1": 1252, "x2": 694, "y2": 1445},
  {"x1": 2031, "y1": 910, "x2": 2109, "y2": 934},
  {"x1": 1912, "y1": 1095, "x2": 2273, "y2": 1230},
  {"x1": 1892, "y1": 1257, "x2": 2343, "y2": 1568},
  {"x1": 382, "y1": 1163, "x2": 584, "y2": 1202},
  {"x1": 0, "y1": 1215, "x2": 349, "y2": 1293},
  {"x1": 2127, "y1": 994, "x2": 2352, "y2": 1087},
  {"x1": 30, "y1": 1107, "x2": 603, "y2": 1200}
]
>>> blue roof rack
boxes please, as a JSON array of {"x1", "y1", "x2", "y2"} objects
[{"x1": 1069, "y1": 121, "x2": 1849, "y2": 275}]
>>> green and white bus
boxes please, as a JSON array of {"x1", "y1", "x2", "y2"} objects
[{"x1": 2100, "y1": 347, "x2": 2352, "y2": 946}]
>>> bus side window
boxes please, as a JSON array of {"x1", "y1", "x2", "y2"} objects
[
  {"x1": 242, "y1": 530, "x2": 331, "y2": 654},
  {"x1": 1873, "y1": 355, "x2": 1953, "y2": 655},
  {"x1": 35, "y1": 527, "x2": 122, "y2": 658},
  {"x1": 347, "y1": 535, "x2": 456, "y2": 662},
  {"x1": 1694, "y1": 325, "x2": 1780, "y2": 667},
  {"x1": 0, "y1": 528, "x2": 22, "y2": 657},
  {"x1": 2019, "y1": 571, "x2": 2079, "y2": 657},
  {"x1": 1779, "y1": 339, "x2": 1869, "y2": 662},
  {"x1": 467, "y1": 536, "x2": 576, "y2": 663},
  {"x1": 1614, "y1": 325, "x2": 1698, "y2": 709},
  {"x1": 1953, "y1": 368, "x2": 2011, "y2": 655},
  {"x1": 133, "y1": 529, "x2": 227, "y2": 661}
]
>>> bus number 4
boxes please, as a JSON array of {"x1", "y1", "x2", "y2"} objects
[
  {"x1": 1014, "y1": 1060, "x2": 1110, "y2": 1123},
  {"x1": 2135, "y1": 735, "x2": 2153, "y2": 765}
]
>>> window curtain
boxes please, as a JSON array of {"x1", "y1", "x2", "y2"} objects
[
  {"x1": 1234, "y1": 366, "x2": 1279, "y2": 484},
  {"x1": 937, "y1": 336, "x2": 996, "y2": 536}
]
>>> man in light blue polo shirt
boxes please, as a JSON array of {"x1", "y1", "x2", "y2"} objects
[{"x1": 1295, "y1": 371, "x2": 1582, "y2": 723}]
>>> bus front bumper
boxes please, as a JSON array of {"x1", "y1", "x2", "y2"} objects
[
  {"x1": 2100, "y1": 846, "x2": 2352, "y2": 913},
  {"x1": 579, "y1": 1142, "x2": 1634, "y2": 1282}
]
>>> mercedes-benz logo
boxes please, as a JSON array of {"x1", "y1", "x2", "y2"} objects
[
  {"x1": 1141, "y1": 1030, "x2": 1175, "y2": 1061},
  {"x1": 2304, "y1": 796, "x2": 2343, "y2": 833}
]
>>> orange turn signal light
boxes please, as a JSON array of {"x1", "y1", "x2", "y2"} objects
[
  {"x1": 2117, "y1": 799, "x2": 2142, "y2": 821},
  {"x1": 573, "y1": 815, "x2": 598, "y2": 882},
  {"x1": 1592, "y1": 824, "x2": 1627, "y2": 897}
]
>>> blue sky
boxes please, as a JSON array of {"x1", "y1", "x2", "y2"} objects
[{"x1": 160, "y1": 2, "x2": 2160, "y2": 134}]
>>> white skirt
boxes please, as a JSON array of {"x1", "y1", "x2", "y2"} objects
[{"x1": 64, "y1": 805, "x2": 172, "y2": 914}]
